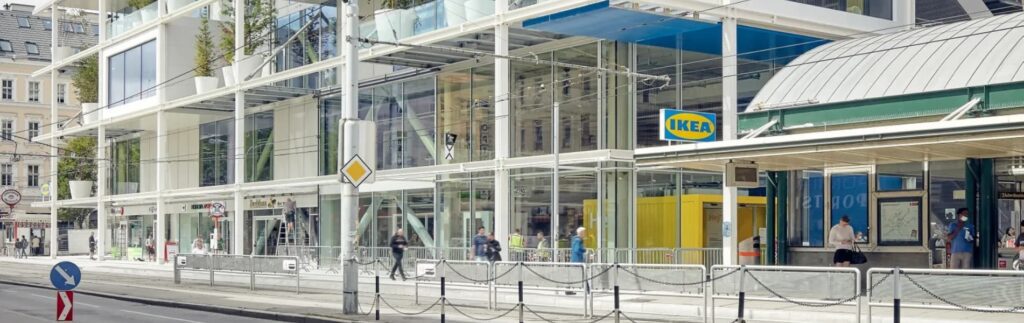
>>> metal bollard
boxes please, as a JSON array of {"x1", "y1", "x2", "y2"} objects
[
  {"x1": 173, "y1": 255, "x2": 180, "y2": 284},
  {"x1": 440, "y1": 276, "x2": 446, "y2": 323},
  {"x1": 209, "y1": 255, "x2": 215, "y2": 287},
  {"x1": 614, "y1": 264, "x2": 620, "y2": 323},
  {"x1": 375, "y1": 274, "x2": 380, "y2": 321},
  {"x1": 250, "y1": 255, "x2": 255, "y2": 291},
  {"x1": 893, "y1": 267, "x2": 901, "y2": 323},
  {"x1": 737, "y1": 266, "x2": 747, "y2": 323},
  {"x1": 518, "y1": 262, "x2": 524, "y2": 323}
]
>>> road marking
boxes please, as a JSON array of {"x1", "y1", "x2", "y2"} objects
[
  {"x1": 30, "y1": 294, "x2": 98, "y2": 308},
  {"x1": 0, "y1": 308, "x2": 50, "y2": 322},
  {"x1": 120, "y1": 309, "x2": 205, "y2": 323}
]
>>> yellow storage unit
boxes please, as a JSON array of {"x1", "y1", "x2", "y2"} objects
[{"x1": 583, "y1": 194, "x2": 766, "y2": 249}]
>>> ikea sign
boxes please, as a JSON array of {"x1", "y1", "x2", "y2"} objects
[{"x1": 659, "y1": 109, "x2": 717, "y2": 142}]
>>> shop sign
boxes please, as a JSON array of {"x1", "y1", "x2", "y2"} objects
[
  {"x1": 659, "y1": 109, "x2": 716, "y2": 142},
  {"x1": 210, "y1": 202, "x2": 226, "y2": 217},
  {"x1": 249, "y1": 198, "x2": 280, "y2": 209},
  {"x1": 2, "y1": 189, "x2": 21, "y2": 208},
  {"x1": 999, "y1": 191, "x2": 1024, "y2": 199},
  {"x1": 184, "y1": 202, "x2": 228, "y2": 213}
]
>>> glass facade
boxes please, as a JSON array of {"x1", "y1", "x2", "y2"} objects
[
  {"x1": 245, "y1": 111, "x2": 274, "y2": 182},
  {"x1": 107, "y1": 40, "x2": 156, "y2": 107},
  {"x1": 111, "y1": 138, "x2": 141, "y2": 194},
  {"x1": 199, "y1": 118, "x2": 234, "y2": 186},
  {"x1": 789, "y1": 0, "x2": 893, "y2": 19}
]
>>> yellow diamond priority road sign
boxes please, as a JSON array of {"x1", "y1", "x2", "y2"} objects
[{"x1": 341, "y1": 154, "x2": 373, "y2": 188}]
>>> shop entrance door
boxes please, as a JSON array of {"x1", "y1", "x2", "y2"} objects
[{"x1": 252, "y1": 216, "x2": 282, "y2": 255}]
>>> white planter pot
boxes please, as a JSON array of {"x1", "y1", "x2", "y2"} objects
[
  {"x1": 194, "y1": 76, "x2": 218, "y2": 94},
  {"x1": 54, "y1": 47, "x2": 75, "y2": 61},
  {"x1": 69, "y1": 181, "x2": 94, "y2": 199},
  {"x1": 82, "y1": 103, "x2": 99, "y2": 124},
  {"x1": 221, "y1": 66, "x2": 235, "y2": 86},
  {"x1": 444, "y1": 0, "x2": 467, "y2": 27},
  {"x1": 374, "y1": 8, "x2": 415, "y2": 42},
  {"x1": 140, "y1": 6, "x2": 158, "y2": 23},
  {"x1": 233, "y1": 54, "x2": 263, "y2": 82},
  {"x1": 464, "y1": 0, "x2": 494, "y2": 21},
  {"x1": 166, "y1": 0, "x2": 192, "y2": 13}
]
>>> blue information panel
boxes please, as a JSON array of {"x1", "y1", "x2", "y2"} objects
[{"x1": 50, "y1": 261, "x2": 81, "y2": 291}]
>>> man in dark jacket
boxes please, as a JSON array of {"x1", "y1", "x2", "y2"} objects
[
  {"x1": 389, "y1": 229, "x2": 409, "y2": 280},
  {"x1": 485, "y1": 233, "x2": 502, "y2": 263}
]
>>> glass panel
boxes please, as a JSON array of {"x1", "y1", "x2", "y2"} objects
[
  {"x1": 636, "y1": 171, "x2": 679, "y2": 248},
  {"x1": 877, "y1": 162, "x2": 924, "y2": 191},
  {"x1": 404, "y1": 78, "x2": 436, "y2": 167},
  {"x1": 555, "y1": 43, "x2": 599, "y2": 153},
  {"x1": 512, "y1": 53, "x2": 553, "y2": 157},
  {"x1": 928, "y1": 160, "x2": 965, "y2": 252},
  {"x1": 511, "y1": 170, "x2": 552, "y2": 251},
  {"x1": 123, "y1": 46, "x2": 141, "y2": 104},
  {"x1": 141, "y1": 41, "x2": 156, "y2": 98},
  {"x1": 558, "y1": 171, "x2": 597, "y2": 247},
  {"x1": 472, "y1": 65, "x2": 495, "y2": 161},
  {"x1": 831, "y1": 173, "x2": 869, "y2": 243},
  {"x1": 199, "y1": 118, "x2": 234, "y2": 186},
  {"x1": 373, "y1": 85, "x2": 403, "y2": 170},
  {"x1": 245, "y1": 111, "x2": 274, "y2": 182},
  {"x1": 374, "y1": 191, "x2": 402, "y2": 247},
  {"x1": 437, "y1": 70, "x2": 471, "y2": 163},
  {"x1": 109, "y1": 53, "x2": 125, "y2": 106},
  {"x1": 320, "y1": 95, "x2": 341, "y2": 175},
  {"x1": 790, "y1": 170, "x2": 825, "y2": 247},
  {"x1": 636, "y1": 44, "x2": 678, "y2": 148}
]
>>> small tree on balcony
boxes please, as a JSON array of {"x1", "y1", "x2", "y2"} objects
[
  {"x1": 71, "y1": 54, "x2": 99, "y2": 103},
  {"x1": 195, "y1": 13, "x2": 216, "y2": 77},
  {"x1": 57, "y1": 137, "x2": 97, "y2": 228},
  {"x1": 218, "y1": 0, "x2": 277, "y2": 64},
  {"x1": 128, "y1": 0, "x2": 155, "y2": 10}
]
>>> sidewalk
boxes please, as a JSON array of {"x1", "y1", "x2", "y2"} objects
[{"x1": 0, "y1": 255, "x2": 1016, "y2": 323}]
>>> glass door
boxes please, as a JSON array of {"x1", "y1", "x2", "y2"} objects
[{"x1": 252, "y1": 216, "x2": 282, "y2": 255}]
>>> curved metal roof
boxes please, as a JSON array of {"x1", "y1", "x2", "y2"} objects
[{"x1": 749, "y1": 12, "x2": 1024, "y2": 111}]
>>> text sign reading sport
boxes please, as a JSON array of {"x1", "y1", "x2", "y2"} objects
[{"x1": 659, "y1": 109, "x2": 717, "y2": 142}]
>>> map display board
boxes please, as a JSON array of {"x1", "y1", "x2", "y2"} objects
[{"x1": 878, "y1": 197, "x2": 922, "y2": 245}]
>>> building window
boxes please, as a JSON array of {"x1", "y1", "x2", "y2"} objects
[
  {"x1": 107, "y1": 40, "x2": 156, "y2": 106},
  {"x1": 1, "y1": 80, "x2": 12, "y2": 100},
  {"x1": 17, "y1": 17, "x2": 30, "y2": 28},
  {"x1": 25, "y1": 42, "x2": 39, "y2": 55},
  {"x1": 245, "y1": 111, "x2": 274, "y2": 182},
  {"x1": 831, "y1": 172, "x2": 870, "y2": 243},
  {"x1": 199, "y1": 118, "x2": 234, "y2": 186},
  {"x1": 28, "y1": 82, "x2": 40, "y2": 102},
  {"x1": 1, "y1": 164, "x2": 12, "y2": 186},
  {"x1": 27, "y1": 165, "x2": 39, "y2": 187},
  {"x1": 0, "y1": 40, "x2": 12, "y2": 53},
  {"x1": 62, "y1": 23, "x2": 73, "y2": 33},
  {"x1": 57, "y1": 84, "x2": 66, "y2": 104},
  {"x1": 1, "y1": 120, "x2": 12, "y2": 141},
  {"x1": 73, "y1": 23, "x2": 85, "y2": 34},
  {"x1": 27, "y1": 121, "x2": 39, "y2": 141},
  {"x1": 43, "y1": 19, "x2": 52, "y2": 30}
]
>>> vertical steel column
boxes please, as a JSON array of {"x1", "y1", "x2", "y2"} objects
[
  {"x1": 97, "y1": 126, "x2": 107, "y2": 260},
  {"x1": 721, "y1": 5, "x2": 739, "y2": 266},
  {"x1": 552, "y1": 102, "x2": 560, "y2": 261},
  {"x1": 765, "y1": 172, "x2": 777, "y2": 265},
  {"x1": 737, "y1": 266, "x2": 746, "y2": 322},
  {"x1": 155, "y1": 7, "x2": 168, "y2": 263},
  {"x1": 493, "y1": 0, "x2": 511, "y2": 260},
  {"x1": 231, "y1": 0, "x2": 246, "y2": 256},
  {"x1": 965, "y1": 159, "x2": 978, "y2": 267},
  {"x1": 340, "y1": 0, "x2": 361, "y2": 314},
  {"x1": 48, "y1": 3, "x2": 59, "y2": 259},
  {"x1": 776, "y1": 172, "x2": 789, "y2": 265},
  {"x1": 980, "y1": 159, "x2": 996, "y2": 268},
  {"x1": 893, "y1": 268, "x2": 902, "y2": 323}
]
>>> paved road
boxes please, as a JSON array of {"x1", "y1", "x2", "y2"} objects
[{"x1": 0, "y1": 283, "x2": 284, "y2": 323}]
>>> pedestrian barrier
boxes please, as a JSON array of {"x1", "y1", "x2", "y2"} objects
[
  {"x1": 356, "y1": 246, "x2": 723, "y2": 267},
  {"x1": 589, "y1": 263, "x2": 708, "y2": 321},
  {"x1": 867, "y1": 268, "x2": 1024, "y2": 323},
  {"x1": 173, "y1": 253, "x2": 301, "y2": 294},
  {"x1": 711, "y1": 265, "x2": 861, "y2": 323}
]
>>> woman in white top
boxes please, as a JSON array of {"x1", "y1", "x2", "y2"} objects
[
  {"x1": 829, "y1": 215, "x2": 856, "y2": 267},
  {"x1": 191, "y1": 238, "x2": 206, "y2": 254}
]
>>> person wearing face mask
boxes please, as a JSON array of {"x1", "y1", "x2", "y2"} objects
[{"x1": 946, "y1": 208, "x2": 975, "y2": 269}]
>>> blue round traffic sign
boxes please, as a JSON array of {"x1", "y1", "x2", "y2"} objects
[{"x1": 50, "y1": 261, "x2": 81, "y2": 291}]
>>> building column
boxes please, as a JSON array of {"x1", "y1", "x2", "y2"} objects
[
  {"x1": 493, "y1": 0, "x2": 510, "y2": 259},
  {"x1": 156, "y1": 111, "x2": 167, "y2": 263},
  {"x1": 721, "y1": 7, "x2": 739, "y2": 266},
  {"x1": 979, "y1": 159, "x2": 997, "y2": 268},
  {"x1": 776, "y1": 171, "x2": 789, "y2": 265},
  {"x1": 966, "y1": 158, "x2": 979, "y2": 267},
  {"x1": 765, "y1": 171, "x2": 777, "y2": 265},
  {"x1": 96, "y1": 126, "x2": 107, "y2": 260},
  {"x1": 231, "y1": 0, "x2": 246, "y2": 255},
  {"x1": 48, "y1": 3, "x2": 59, "y2": 259}
]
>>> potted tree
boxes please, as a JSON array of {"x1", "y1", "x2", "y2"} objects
[
  {"x1": 194, "y1": 13, "x2": 219, "y2": 94},
  {"x1": 374, "y1": 0, "x2": 415, "y2": 42},
  {"x1": 59, "y1": 137, "x2": 97, "y2": 200},
  {"x1": 72, "y1": 54, "x2": 100, "y2": 124},
  {"x1": 219, "y1": 0, "x2": 276, "y2": 85}
]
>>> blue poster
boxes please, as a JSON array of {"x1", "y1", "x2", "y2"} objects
[{"x1": 831, "y1": 174, "x2": 869, "y2": 243}]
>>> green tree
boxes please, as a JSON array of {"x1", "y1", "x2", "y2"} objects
[
  {"x1": 195, "y1": 13, "x2": 216, "y2": 77},
  {"x1": 71, "y1": 55, "x2": 99, "y2": 103},
  {"x1": 219, "y1": 0, "x2": 277, "y2": 64},
  {"x1": 58, "y1": 137, "x2": 97, "y2": 228}
]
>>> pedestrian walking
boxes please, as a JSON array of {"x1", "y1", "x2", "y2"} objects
[
  {"x1": 485, "y1": 233, "x2": 502, "y2": 263},
  {"x1": 30, "y1": 235, "x2": 40, "y2": 257},
  {"x1": 19, "y1": 236, "x2": 27, "y2": 258},
  {"x1": 947, "y1": 208, "x2": 975, "y2": 269},
  {"x1": 389, "y1": 228, "x2": 409, "y2": 281},
  {"x1": 570, "y1": 227, "x2": 587, "y2": 263},
  {"x1": 509, "y1": 228, "x2": 524, "y2": 260},
  {"x1": 472, "y1": 227, "x2": 487, "y2": 262},
  {"x1": 146, "y1": 235, "x2": 156, "y2": 262},
  {"x1": 829, "y1": 215, "x2": 856, "y2": 267},
  {"x1": 14, "y1": 236, "x2": 24, "y2": 259},
  {"x1": 89, "y1": 233, "x2": 97, "y2": 260}
]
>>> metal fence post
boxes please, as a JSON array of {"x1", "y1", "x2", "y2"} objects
[
  {"x1": 737, "y1": 266, "x2": 746, "y2": 323},
  {"x1": 295, "y1": 256, "x2": 301, "y2": 295},
  {"x1": 441, "y1": 270, "x2": 446, "y2": 323},
  {"x1": 250, "y1": 255, "x2": 255, "y2": 291},
  {"x1": 173, "y1": 255, "x2": 180, "y2": 284},
  {"x1": 488, "y1": 261, "x2": 494, "y2": 310},
  {"x1": 209, "y1": 255, "x2": 215, "y2": 287},
  {"x1": 375, "y1": 274, "x2": 380, "y2": 321},
  {"x1": 893, "y1": 267, "x2": 901, "y2": 323},
  {"x1": 614, "y1": 264, "x2": 620, "y2": 323},
  {"x1": 518, "y1": 262, "x2": 524, "y2": 323}
]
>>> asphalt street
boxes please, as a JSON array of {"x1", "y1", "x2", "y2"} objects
[{"x1": 0, "y1": 283, "x2": 284, "y2": 323}]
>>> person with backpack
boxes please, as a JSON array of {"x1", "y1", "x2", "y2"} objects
[{"x1": 947, "y1": 208, "x2": 975, "y2": 269}]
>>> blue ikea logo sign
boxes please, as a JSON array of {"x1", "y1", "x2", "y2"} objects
[{"x1": 659, "y1": 109, "x2": 717, "y2": 142}]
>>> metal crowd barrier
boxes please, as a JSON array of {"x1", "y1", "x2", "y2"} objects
[
  {"x1": 711, "y1": 265, "x2": 861, "y2": 323},
  {"x1": 589, "y1": 263, "x2": 708, "y2": 321},
  {"x1": 173, "y1": 253, "x2": 301, "y2": 294},
  {"x1": 867, "y1": 267, "x2": 1024, "y2": 323}
]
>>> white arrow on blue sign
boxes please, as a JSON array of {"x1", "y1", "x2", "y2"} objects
[{"x1": 50, "y1": 261, "x2": 81, "y2": 291}]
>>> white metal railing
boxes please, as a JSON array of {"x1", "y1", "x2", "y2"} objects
[
  {"x1": 867, "y1": 268, "x2": 1024, "y2": 322},
  {"x1": 173, "y1": 253, "x2": 301, "y2": 293},
  {"x1": 711, "y1": 265, "x2": 861, "y2": 323}
]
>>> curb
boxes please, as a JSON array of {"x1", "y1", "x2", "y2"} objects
[{"x1": 0, "y1": 279, "x2": 361, "y2": 323}]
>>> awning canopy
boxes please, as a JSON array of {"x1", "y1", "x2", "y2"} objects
[{"x1": 635, "y1": 114, "x2": 1024, "y2": 172}]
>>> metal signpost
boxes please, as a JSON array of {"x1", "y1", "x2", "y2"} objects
[{"x1": 50, "y1": 261, "x2": 80, "y2": 321}]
